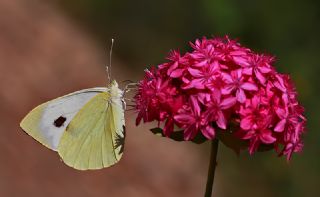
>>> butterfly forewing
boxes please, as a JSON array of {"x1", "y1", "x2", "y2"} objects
[
  {"x1": 20, "y1": 88, "x2": 107, "y2": 150},
  {"x1": 57, "y1": 87, "x2": 125, "y2": 170}
]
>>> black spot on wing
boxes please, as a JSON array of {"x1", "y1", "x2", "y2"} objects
[
  {"x1": 115, "y1": 125, "x2": 125, "y2": 154},
  {"x1": 53, "y1": 116, "x2": 67, "y2": 127}
]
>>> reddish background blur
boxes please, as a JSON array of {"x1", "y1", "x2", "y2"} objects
[
  {"x1": 0, "y1": 1, "x2": 207, "y2": 196},
  {"x1": 1, "y1": 0, "x2": 319, "y2": 197}
]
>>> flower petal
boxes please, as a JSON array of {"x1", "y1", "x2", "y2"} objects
[
  {"x1": 216, "y1": 111, "x2": 227, "y2": 129},
  {"x1": 184, "y1": 125, "x2": 197, "y2": 140},
  {"x1": 275, "y1": 108, "x2": 287, "y2": 119},
  {"x1": 201, "y1": 125, "x2": 215, "y2": 139},
  {"x1": 193, "y1": 78, "x2": 206, "y2": 89},
  {"x1": 274, "y1": 119, "x2": 286, "y2": 132},
  {"x1": 167, "y1": 62, "x2": 179, "y2": 74},
  {"x1": 220, "y1": 97, "x2": 237, "y2": 109},
  {"x1": 163, "y1": 118, "x2": 174, "y2": 136},
  {"x1": 258, "y1": 66, "x2": 272, "y2": 74},
  {"x1": 248, "y1": 137, "x2": 260, "y2": 154},
  {"x1": 240, "y1": 116, "x2": 254, "y2": 130},
  {"x1": 221, "y1": 72, "x2": 233, "y2": 83},
  {"x1": 182, "y1": 78, "x2": 205, "y2": 89},
  {"x1": 260, "y1": 130, "x2": 276, "y2": 144},
  {"x1": 208, "y1": 61, "x2": 219, "y2": 73},
  {"x1": 198, "y1": 93, "x2": 211, "y2": 104},
  {"x1": 174, "y1": 114, "x2": 194, "y2": 124},
  {"x1": 194, "y1": 60, "x2": 207, "y2": 67},
  {"x1": 241, "y1": 82, "x2": 258, "y2": 91},
  {"x1": 242, "y1": 67, "x2": 253, "y2": 75},
  {"x1": 190, "y1": 96, "x2": 201, "y2": 116},
  {"x1": 233, "y1": 56, "x2": 250, "y2": 67},
  {"x1": 188, "y1": 67, "x2": 203, "y2": 77},
  {"x1": 169, "y1": 68, "x2": 184, "y2": 78},
  {"x1": 221, "y1": 85, "x2": 235, "y2": 95},
  {"x1": 254, "y1": 69, "x2": 266, "y2": 84},
  {"x1": 236, "y1": 88, "x2": 246, "y2": 103},
  {"x1": 242, "y1": 130, "x2": 256, "y2": 140}
]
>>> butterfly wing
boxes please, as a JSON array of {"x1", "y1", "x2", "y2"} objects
[
  {"x1": 20, "y1": 87, "x2": 107, "y2": 150},
  {"x1": 57, "y1": 86, "x2": 125, "y2": 170}
]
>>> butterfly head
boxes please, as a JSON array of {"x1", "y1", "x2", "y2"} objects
[{"x1": 110, "y1": 80, "x2": 118, "y2": 88}]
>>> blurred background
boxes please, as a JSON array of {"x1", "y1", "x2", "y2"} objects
[{"x1": 0, "y1": 0, "x2": 319, "y2": 196}]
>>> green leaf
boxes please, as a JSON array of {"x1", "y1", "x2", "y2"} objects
[
  {"x1": 150, "y1": 128, "x2": 165, "y2": 136},
  {"x1": 216, "y1": 130, "x2": 248, "y2": 154},
  {"x1": 150, "y1": 127, "x2": 207, "y2": 144},
  {"x1": 151, "y1": 127, "x2": 275, "y2": 153},
  {"x1": 217, "y1": 129, "x2": 275, "y2": 154},
  {"x1": 257, "y1": 144, "x2": 274, "y2": 152}
]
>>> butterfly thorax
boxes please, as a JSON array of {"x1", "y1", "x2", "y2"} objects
[{"x1": 108, "y1": 80, "x2": 123, "y2": 98}]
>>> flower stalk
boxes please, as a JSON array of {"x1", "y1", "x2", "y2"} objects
[{"x1": 205, "y1": 139, "x2": 219, "y2": 197}]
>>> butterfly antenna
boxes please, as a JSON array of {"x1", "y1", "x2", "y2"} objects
[{"x1": 106, "y1": 38, "x2": 114, "y2": 84}]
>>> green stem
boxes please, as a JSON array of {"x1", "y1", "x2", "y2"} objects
[{"x1": 204, "y1": 139, "x2": 219, "y2": 197}]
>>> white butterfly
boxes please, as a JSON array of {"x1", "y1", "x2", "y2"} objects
[{"x1": 20, "y1": 39, "x2": 129, "y2": 170}]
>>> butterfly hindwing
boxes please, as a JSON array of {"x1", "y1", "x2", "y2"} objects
[
  {"x1": 20, "y1": 88, "x2": 107, "y2": 150},
  {"x1": 57, "y1": 84, "x2": 125, "y2": 170}
]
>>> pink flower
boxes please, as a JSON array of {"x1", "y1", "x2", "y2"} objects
[
  {"x1": 183, "y1": 61, "x2": 219, "y2": 89},
  {"x1": 174, "y1": 96, "x2": 215, "y2": 140},
  {"x1": 159, "y1": 50, "x2": 189, "y2": 78},
  {"x1": 189, "y1": 38, "x2": 217, "y2": 67},
  {"x1": 273, "y1": 74, "x2": 297, "y2": 106},
  {"x1": 239, "y1": 96, "x2": 271, "y2": 131},
  {"x1": 134, "y1": 36, "x2": 306, "y2": 160},
  {"x1": 274, "y1": 107, "x2": 292, "y2": 132},
  {"x1": 204, "y1": 90, "x2": 236, "y2": 129},
  {"x1": 211, "y1": 36, "x2": 251, "y2": 67},
  {"x1": 237, "y1": 128, "x2": 276, "y2": 154},
  {"x1": 243, "y1": 54, "x2": 274, "y2": 85},
  {"x1": 206, "y1": 73, "x2": 226, "y2": 91},
  {"x1": 237, "y1": 95, "x2": 278, "y2": 153},
  {"x1": 221, "y1": 69, "x2": 258, "y2": 103},
  {"x1": 281, "y1": 141, "x2": 303, "y2": 161},
  {"x1": 134, "y1": 68, "x2": 180, "y2": 126}
]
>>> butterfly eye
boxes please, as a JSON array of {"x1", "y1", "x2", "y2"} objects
[{"x1": 54, "y1": 116, "x2": 67, "y2": 127}]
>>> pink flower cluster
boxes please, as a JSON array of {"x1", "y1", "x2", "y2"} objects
[{"x1": 134, "y1": 36, "x2": 306, "y2": 160}]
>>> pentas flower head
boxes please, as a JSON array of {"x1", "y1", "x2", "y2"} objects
[{"x1": 134, "y1": 36, "x2": 306, "y2": 160}]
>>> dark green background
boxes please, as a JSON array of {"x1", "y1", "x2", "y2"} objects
[{"x1": 57, "y1": 1, "x2": 319, "y2": 196}]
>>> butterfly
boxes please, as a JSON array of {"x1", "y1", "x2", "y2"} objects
[{"x1": 20, "y1": 40, "x2": 130, "y2": 170}]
